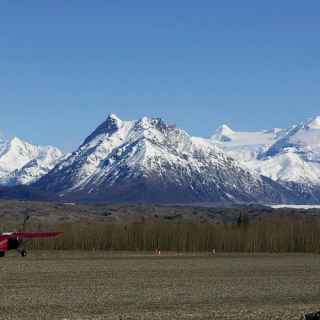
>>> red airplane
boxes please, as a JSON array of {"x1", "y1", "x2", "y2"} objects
[
  {"x1": 0, "y1": 231, "x2": 63, "y2": 257},
  {"x1": 0, "y1": 215, "x2": 63, "y2": 257}
]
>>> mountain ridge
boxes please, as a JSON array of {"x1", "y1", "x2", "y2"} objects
[
  {"x1": 2, "y1": 113, "x2": 320, "y2": 204},
  {"x1": 33, "y1": 114, "x2": 300, "y2": 204}
]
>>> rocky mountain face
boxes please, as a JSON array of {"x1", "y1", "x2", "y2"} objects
[
  {"x1": 0, "y1": 136, "x2": 63, "y2": 186},
  {"x1": 34, "y1": 114, "x2": 298, "y2": 204}
]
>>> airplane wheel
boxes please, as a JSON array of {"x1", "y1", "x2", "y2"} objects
[{"x1": 20, "y1": 250, "x2": 27, "y2": 257}]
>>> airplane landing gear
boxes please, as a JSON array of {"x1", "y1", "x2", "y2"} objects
[
  {"x1": 20, "y1": 250, "x2": 27, "y2": 257},
  {"x1": 17, "y1": 248, "x2": 27, "y2": 257}
]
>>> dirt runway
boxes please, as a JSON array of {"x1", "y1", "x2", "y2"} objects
[{"x1": 1, "y1": 252, "x2": 319, "y2": 319}]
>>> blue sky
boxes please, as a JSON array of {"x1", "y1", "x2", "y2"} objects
[{"x1": 1, "y1": 1, "x2": 320, "y2": 151}]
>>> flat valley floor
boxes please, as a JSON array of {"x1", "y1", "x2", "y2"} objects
[{"x1": 1, "y1": 252, "x2": 320, "y2": 320}]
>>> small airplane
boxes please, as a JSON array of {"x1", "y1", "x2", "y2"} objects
[{"x1": 0, "y1": 215, "x2": 63, "y2": 257}]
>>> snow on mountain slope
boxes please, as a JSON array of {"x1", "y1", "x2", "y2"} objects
[
  {"x1": 262, "y1": 116, "x2": 320, "y2": 161},
  {"x1": 0, "y1": 136, "x2": 63, "y2": 185},
  {"x1": 256, "y1": 116, "x2": 320, "y2": 184},
  {"x1": 212, "y1": 125, "x2": 284, "y2": 147},
  {"x1": 249, "y1": 152, "x2": 320, "y2": 184},
  {"x1": 211, "y1": 125, "x2": 286, "y2": 162},
  {"x1": 35, "y1": 114, "x2": 296, "y2": 204},
  {"x1": 212, "y1": 116, "x2": 320, "y2": 185}
]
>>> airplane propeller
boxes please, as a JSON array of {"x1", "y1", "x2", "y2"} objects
[{"x1": 17, "y1": 213, "x2": 31, "y2": 257}]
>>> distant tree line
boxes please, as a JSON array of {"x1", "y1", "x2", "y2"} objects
[{"x1": 20, "y1": 215, "x2": 320, "y2": 253}]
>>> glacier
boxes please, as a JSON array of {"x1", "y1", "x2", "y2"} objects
[{"x1": 211, "y1": 116, "x2": 320, "y2": 186}]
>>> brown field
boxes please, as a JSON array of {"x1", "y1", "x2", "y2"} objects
[{"x1": 1, "y1": 252, "x2": 320, "y2": 320}]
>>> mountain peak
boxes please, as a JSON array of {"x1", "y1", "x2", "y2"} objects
[
  {"x1": 82, "y1": 113, "x2": 124, "y2": 146},
  {"x1": 211, "y1": 124, "x2": 234, "y2": 142},
  {"x1": 135, "y1": 117, "x2": 174, "y2": 133},
  {"x1": 9, "y1": 136, "x2": 25, "y2": 146},
  {"x1": 105, "y1": 113, "x2": 123, "y2": 131},
  {"x1": 306, "y1": 115, "x2": 320, "y2": 129},
  {"x1": 0, "y1": 135, "x2": 63, "y2": 186},
  {"x1": 138, "y1": 116, "x2": 152, "y2": 129},
  {"x1": 216, "y1": 124, "x2": 234, "y2": 135},
  {"x1": 106, "y1": 113, "x2": 122, "y2": 124},
  {"x1": 7, "y1": 137, "x2": 32, "y2": 153}
]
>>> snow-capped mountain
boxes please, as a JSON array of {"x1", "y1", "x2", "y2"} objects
[
  {"x1": 257, "y1": 116, "x2": 320, "y2": 184},
  {"x1": 211, "y1": 116, "x2": 320, "y2": 186},
  {"x1": 0, "y1": 136, "x2": 63, "y2": 186},
  {"x1": 35, "y1": 114, "x2": 296, "y2": 204},
  {"x1": 211, "y1": 125, "x2": 286, "y2": 162}
]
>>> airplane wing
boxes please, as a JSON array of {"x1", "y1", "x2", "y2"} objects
[{"x1": 13, "y1": 232, "x2": 63, "y2": 239}]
